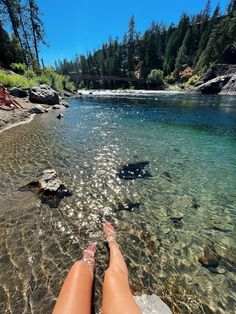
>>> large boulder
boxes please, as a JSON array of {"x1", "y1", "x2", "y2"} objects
[
  {"x1": 220, "y1": 75, "x2": 236, "y2": 95},
  {"x1": 195, "y1": 75, "x2": 232, "y2": 94},
  {"x1": 29, "y1": 85, "x2": 59, "y2": 105},
  {"x1": 9, "y1": 87, "x2": 28, "y2": 98}
]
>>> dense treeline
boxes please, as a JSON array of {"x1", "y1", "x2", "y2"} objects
[
  {"x1": 0, "y1": 0, "x2": 46, "y2": 69},
  {"x1": 56, "y1": 0, "x2": 236, "y2": 89}
]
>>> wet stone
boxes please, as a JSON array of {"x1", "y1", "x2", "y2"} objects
[
  {"x1": 208, "y1": 267, "x2": 227, "y2": 275},
  {"x1": 113, "y1": 199, "x2": 140, "y2": 212},
  {"x1": 192, "y1": 197, "x2": 200, "y2": 210},
  {"x1": 199, "y1": 246, "x2": 220, "y2": 269},
  {"x1": 57, "y1": 113, "x2": 64, "y2": 119},
  {"x1": 20, "y1": 169, "x2": 73, "y2": 208}
]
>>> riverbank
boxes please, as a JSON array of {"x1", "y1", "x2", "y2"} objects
[{"x1": 0, "y1": 85, "x2": 73, "y2": 134}]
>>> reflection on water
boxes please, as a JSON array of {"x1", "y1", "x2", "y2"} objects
[{"x1": 0, "y1": 93, "x2": 236, "y2": 313}]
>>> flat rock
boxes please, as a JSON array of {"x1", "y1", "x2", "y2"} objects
[
  {"x1": 135, "y1": 294, "x2": 172, "y2": 314},
  {"x1": 9, "y1": 87, "x2": 28, "y2": 98},
  {"x1": 29, "y1": 85, "x2": 59, "y2": 105},
  {"x1": 30, "y1": 104, "x2": 46, "y2": 114},
  {"x1": 60, "y1": 101, "x2": 70, "y2": 108},
  {"x1": 52, "y1": 104, "x2": 65, "y2": 110}
]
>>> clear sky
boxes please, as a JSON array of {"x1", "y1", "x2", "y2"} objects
[{"x1": 37, "y1": 0, "x2": 229, "y2": 66}]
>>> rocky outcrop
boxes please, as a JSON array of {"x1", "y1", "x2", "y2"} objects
[
  {"x1": 220, "y1": 75, "x2": 236, "y2": 95},
  {"x1": 9, "y1": 87, "x2": 28, "y2": 98},
  {"x1": 29, "y1": 85, "x2": 59, "y2": 105},
  {"x1": 195, "y1": 44, "x2": 236, "y2": 94},
  {"x1": 195, "y1": 75, "x2": 232, "y2": 94},
  {"x1": 199, "y1": 64, "x2": 236, "y2": 84},
  {"x1": 20, "y1": 169, "x2": 73, "y2": 208}
]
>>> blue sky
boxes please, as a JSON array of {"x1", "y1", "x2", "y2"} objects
[{"x1": 38, "y1": 0, "x2": 229, "y2": 66}]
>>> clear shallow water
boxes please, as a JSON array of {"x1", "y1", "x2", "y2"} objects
[{"x1": 0, "y1": 93, "x2": 236, "y2": 313}]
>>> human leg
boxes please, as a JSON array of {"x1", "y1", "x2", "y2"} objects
[
  {"x1": 102, "y1": 222, "x2": 141, "y2": 314},
  {"x1": 53, "y1": 242, "x2": 96, "y2": 314}
]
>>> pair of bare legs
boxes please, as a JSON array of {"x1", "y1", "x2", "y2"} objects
[{"x1": 53, "y1": 222, "x2": 141, "y2": 314}]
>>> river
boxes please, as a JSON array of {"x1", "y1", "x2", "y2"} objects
[{"x1": 0, "y1": 93, "x2": 235, "y2": 313}]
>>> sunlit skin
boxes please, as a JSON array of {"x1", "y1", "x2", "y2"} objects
[
  {"x1": 53, "y1": 222, "x2": 142, "y2": 314},
  {"x1": 0, "y1": 85, "x2": 23, "y2": 109}
]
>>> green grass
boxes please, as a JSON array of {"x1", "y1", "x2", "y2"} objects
[
  {"x1": 0, "y1": 64, "x2": 76, "y2": 92},
  {"x1": 0, "y1": 70, "x2": 36, "y2": 88}
]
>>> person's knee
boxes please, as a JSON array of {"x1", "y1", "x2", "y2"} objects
[{"x1": 104, "y1": 265, "x2": 129, "y2": 286}]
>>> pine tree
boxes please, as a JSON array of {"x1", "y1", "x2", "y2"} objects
[{"x1": 28, "y1": 0, "x2": 46, "y2": 67}]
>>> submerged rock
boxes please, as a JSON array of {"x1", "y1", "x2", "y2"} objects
[
  {"x1": 192, "y1": 197, "x2": 200, "y2": 210},
  {"x1": 113, "y1": 199, "x2": 140, "y2": 212},
  {"x1": 117, "y1": 161, "x2": 152, "y2": 180},
  {"x1": 162, "y1": 171, "x2": 172, "y2": 181},
  {"x1": 29, "y1": 85, "x2": 59, "y2": 105},
  {"x1": 208, "y1": 267, "x2": 226, "y2": 275},
  {"x1": 170, "y1": 216, "x2": 183, "y2": 223},
  {"x1": 199, "y1": 246, "x2": 220, "y2": 269},
  {"x1": 212, "y1": 222, "x2": 234, "y2": 232},
  {"x1": 57, "y1": 113, "x2": 64, "y2": 119},
  {"x1": 20, "y1": 169, "x2": 72, "y2": 208}
]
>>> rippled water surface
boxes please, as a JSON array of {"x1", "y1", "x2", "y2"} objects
[{"x1": 0, "y1": 93, "x2": 236, "y2": 313}]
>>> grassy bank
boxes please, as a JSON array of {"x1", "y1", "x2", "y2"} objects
[{"x1": 0, "y1": 64, "x2": 75, "y2": 93}]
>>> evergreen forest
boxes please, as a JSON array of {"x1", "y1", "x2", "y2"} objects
[{"x1": 55, "y1": 0, "x2": 236, "y2": 89}]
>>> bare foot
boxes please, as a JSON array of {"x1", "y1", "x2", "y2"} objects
[
  {"x1": 103, "y1": 221, "x2": 116, "y2": 243},
  {"x1": 82, "y1": 242, "x2": 97, "y2": 266}
]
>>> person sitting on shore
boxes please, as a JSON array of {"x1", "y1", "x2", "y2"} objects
[
  {"x1": 0, "y1": 84, "x2": 23, "y2": 111},
  {"x1": 53, "y1": 221, "x2": 142, "y2": 314}
]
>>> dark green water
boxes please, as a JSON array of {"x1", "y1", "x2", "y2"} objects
[{"x1": 0, "y1": 93, "x2": 235, "y2": 313}]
